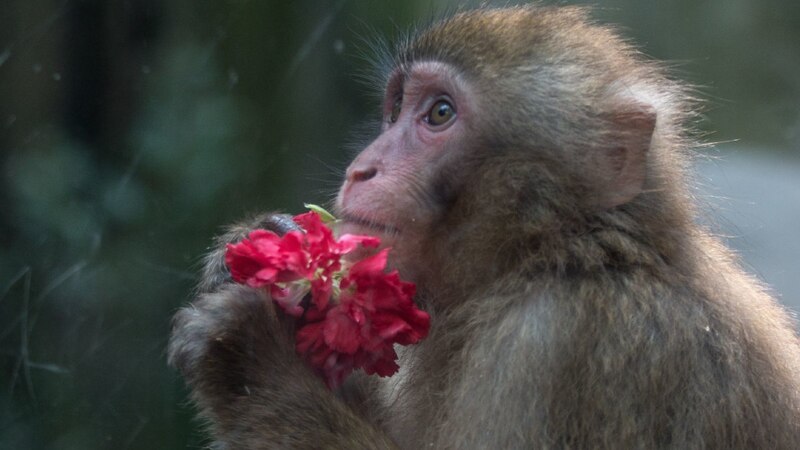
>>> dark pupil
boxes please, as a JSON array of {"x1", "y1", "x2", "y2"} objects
[{"x1": 437, "y1": 104, "x2": 449, "y2": 117}]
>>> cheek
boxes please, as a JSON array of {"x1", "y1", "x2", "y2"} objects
[{"x1": 336, "y1": 124, "x2": 463, "y2": 230}]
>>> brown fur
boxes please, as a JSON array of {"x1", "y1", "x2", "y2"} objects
[{"x1": 169, "y1": 5, "x2": 800, "y2": 449}]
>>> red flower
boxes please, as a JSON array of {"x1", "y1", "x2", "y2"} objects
[
  {"x1": 224, "y1": 211, "x2": 429, "y2": 388},
  {"x1": 296, "y1": 249, "x2": 429, "y2": 388},
  {"x1": 225, "y1": 229, "x2": 309, "y2": 286}
]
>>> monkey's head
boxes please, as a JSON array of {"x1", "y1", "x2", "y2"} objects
[{"x1": 336, "y1": 6, "x2": 695, "y2": 295}]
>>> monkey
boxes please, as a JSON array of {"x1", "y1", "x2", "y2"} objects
[{"x1": 169, "y1": 5, "x2": 800, "y2": 449}]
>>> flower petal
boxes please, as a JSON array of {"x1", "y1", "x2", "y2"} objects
[
  {"x1": 310, "y1": 277, "x2": 333, "y2": 310},
  {"x1": 323, "y1": 305, "x2": 362, "y2": 354},
  {"x1": 337, "y1": 234, "x2": 381, "y2": 253},
  {"x1": 271, "y1": 284, "x2": 309, "y2": 317},
  {"x1": 348, "y1": 248, "x2": 390, "y2": 277}
]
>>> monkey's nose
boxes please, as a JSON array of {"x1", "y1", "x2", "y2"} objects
[{"x1": 347, "y1": 166, "x2": 377, "y2": 183}]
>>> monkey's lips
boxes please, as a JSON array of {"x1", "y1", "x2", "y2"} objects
[{"x1": 339, "y1": 212, "x2": 400, "y2": 236}]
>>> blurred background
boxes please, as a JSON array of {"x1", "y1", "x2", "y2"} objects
[{"x1": 1, "y1": 0, "x2": 798, "y2": 448}]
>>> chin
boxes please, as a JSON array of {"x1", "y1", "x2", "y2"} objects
[
  {"x1": 337, "y1": 220, "x2": 381, "y2": 238},
  {"x1": 340, "y1": 219, "x2": 410, "y2": 262},
  {"x1": 337, "y1": 212, "x2": 400, "y2": 237}
]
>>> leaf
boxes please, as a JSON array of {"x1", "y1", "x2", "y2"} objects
[{"x1": 304, "y1": 203, "x2": 337, "y2": 224}]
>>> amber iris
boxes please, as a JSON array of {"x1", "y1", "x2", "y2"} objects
[{"x1": 427, "y1": 100, "x2": 455, "y2": 126}]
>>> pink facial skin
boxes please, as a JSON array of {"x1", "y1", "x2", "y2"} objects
[{"x1": 336, "y1": 62, "x2": 476, "y2": 277}]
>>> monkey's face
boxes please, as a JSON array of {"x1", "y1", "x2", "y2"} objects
[{"x1": 336, "y1": 61, "x2": 476, "y2": 277}]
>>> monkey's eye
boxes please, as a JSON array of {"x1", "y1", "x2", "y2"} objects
[
  {"x1": 426, "y1": 100, "x2": 455, "y2": 126},
  {"x1": 389, "y1": 98, "x2": 402, "y2": 123}
]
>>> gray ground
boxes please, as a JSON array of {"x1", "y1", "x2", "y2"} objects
[{"x1": 696, "y1": 147, "x2": 800, "y2": 314}]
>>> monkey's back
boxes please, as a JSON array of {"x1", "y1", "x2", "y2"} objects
[{"x1": 384, "y1": 233, "x2": 800, "y2": 449}]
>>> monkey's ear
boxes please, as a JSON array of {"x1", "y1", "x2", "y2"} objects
[{"x1": 592, "y1": 102, "x2": 657, "y2": 209}]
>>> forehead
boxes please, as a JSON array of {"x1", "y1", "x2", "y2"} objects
[
  {"x1": 390, "y1": 61, "x2": 462, "y2": 87},
  {"x1": 391, "y1": 6, "x2": 641, "y2": 102},
  {"x1": 395, "y1": 6, "x2": 626, "y2": 79},
  {"x1": 383, "y1": 60, "x2": 476, "y2": 108},
  {"x1": 399, "y1": 8, "x2": 553, "y2": 73}
]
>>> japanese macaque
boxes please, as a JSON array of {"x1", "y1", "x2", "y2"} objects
[{"x1": 169, "y1": 5, "x2": 800, "y2": 448}]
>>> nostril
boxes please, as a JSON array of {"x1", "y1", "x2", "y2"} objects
[{"x1": 349, "y1": 166, "x2": 377, "y2": 183}]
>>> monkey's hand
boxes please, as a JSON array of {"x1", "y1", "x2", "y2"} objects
[{"x1": 169, "y1": 213, "x2": 396, "y2": 448}]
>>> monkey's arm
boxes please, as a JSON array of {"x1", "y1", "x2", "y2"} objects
[
  {"x1": 169, "y1": 286, "x2": 396, "y2": 449},
  {"x1": 168, "y1": 214, "x2": 397, "y2": 449}
]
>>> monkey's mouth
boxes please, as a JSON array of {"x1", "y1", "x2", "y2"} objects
[{"x1": 339, "y1": 212, "x2": 400, "y2": 236}]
